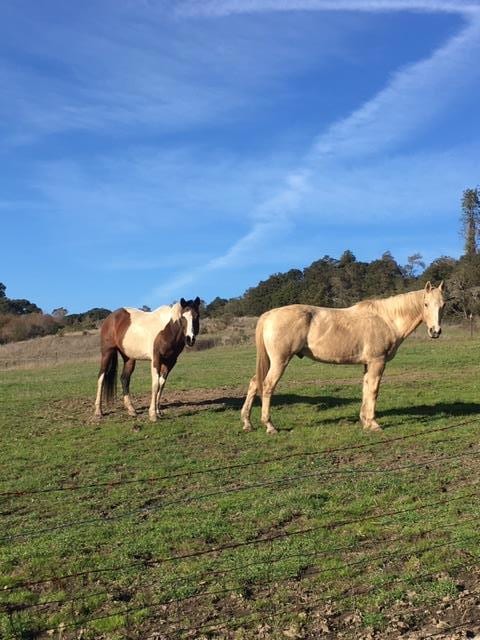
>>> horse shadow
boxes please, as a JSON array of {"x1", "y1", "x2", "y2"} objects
[
  {"x1": 161, "y1": 393, "x2": 356, "y2": 412},
  {"x1": 379, "y1": 401, "x2": 480, "y2": 421}
]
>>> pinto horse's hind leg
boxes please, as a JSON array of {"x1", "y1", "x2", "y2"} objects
[
  {"x1": 120, "y1": 356, "x2": 137, "y2": 416},
  {"x1": 241, "y1": 375, "x2": 257, "y2": 432},
  {"x1": 94, "y1": 372, "x2": 105, "y2": 418},
  {"x1": 360, "y1": 359, "x2": 386, "y2": 432},
  {"x1": 94, "y1": 348, "x2": 115, "y2": 418}
]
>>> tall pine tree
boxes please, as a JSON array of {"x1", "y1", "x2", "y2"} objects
[{"x1": 461, "y1": 187, "x2": 480, "y2": 256}]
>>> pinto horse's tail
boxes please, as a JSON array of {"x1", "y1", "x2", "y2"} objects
[
  {"x1": 102, "y1": 349, "x2": 118, "y2": 404},
  {"x1": 255, "y1": 315, "x2": 270, "y2": 396}
]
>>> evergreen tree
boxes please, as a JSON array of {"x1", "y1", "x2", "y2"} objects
[{"x1": 461, "y1": 187, "x2": 480, "y2": 256}]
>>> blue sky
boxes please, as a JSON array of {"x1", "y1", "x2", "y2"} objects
[{"x1": 1, "y1": 0, "x2": 480, "y2": 313}]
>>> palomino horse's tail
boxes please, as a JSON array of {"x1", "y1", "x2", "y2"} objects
[
  {"x1": 102, "y1": 349, "x2": 118, "y2": 404},
  {"x1": 255, "y1": 315, "x2": 270, "y2": 396}
]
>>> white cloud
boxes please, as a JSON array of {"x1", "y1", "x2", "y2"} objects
[
  {"x1": 178, "y1": 0, "x2": 480, "y2": 17},
  {"x1": 146, "y1": 1, "x2": 480, "y2": 303}
]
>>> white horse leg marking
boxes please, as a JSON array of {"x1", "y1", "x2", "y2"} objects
[
  {"x1": 241, "y1": 375, "x2": 257, "y2": 431},
  {"x1": 155, "y1": 375, "x2": 167, "y2": 417},
  {"x1": 123, "y1": 395, "x2": 136, "y2": 417},
  {"x1": 149, "y1": 365, "x2": 160, "y2": 422},
  {"x1": 94, "y1": 373, "x2": 105, "y2": 418}
]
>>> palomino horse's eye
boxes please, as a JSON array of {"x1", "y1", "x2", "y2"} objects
[{"x1": 424, "y1": 303, "x2": 428, "y2": 307}]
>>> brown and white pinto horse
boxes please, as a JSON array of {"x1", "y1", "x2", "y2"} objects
[{"x1": 94, "y1": 297, "x2": 200, "y2": 421}]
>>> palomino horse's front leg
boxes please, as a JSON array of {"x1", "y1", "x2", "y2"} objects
[
  {"x1": 241, "y1": 375, "x2": 257, "y2": 432},
  {"x1": 360, "y1": 359, "x2": 386, "y2": 432},
  {"x1": 260, "y1": 359, "x2": 289, "y2": 435}
]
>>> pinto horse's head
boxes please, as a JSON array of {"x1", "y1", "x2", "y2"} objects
[
  {"x1": 423, "y1": 281, "x2": 445, "y2": 339},
  {"x1": 180, "y1": 296, "x2": 201, "y2": 347}
]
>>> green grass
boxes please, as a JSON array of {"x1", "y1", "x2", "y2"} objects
[{"x1": 1, "y1": 328, "x2": 480, "y2": 638}]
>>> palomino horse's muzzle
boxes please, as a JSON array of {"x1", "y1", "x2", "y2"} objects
[{"x1": 428, "y1": 327, "x2": 442, "y2": 339}]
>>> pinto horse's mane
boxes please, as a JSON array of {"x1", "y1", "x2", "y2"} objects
[
  {"x1": 170, "y1": 301, "x2": 183, "y2": 322},
  {"x1": 148, "y1": 303, "x2": 183, "y2": 324}
]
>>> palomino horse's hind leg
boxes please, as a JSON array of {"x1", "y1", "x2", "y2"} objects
[
  {"x1": 241, "y1": 375, "x2": 257, "y2": 432},
  {"x1": 120, "y1": 357, "x2": 137, "y2": 417},
  {"x1": 360, "y1": 359, "x2": 386, "y2": 432},
  {"x1": 260, "y1": 358, "x2": 290, "y2": 435}
]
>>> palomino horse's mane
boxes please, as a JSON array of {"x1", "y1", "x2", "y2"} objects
[{"x1": 355, "y1": 289, "x2": 424, "y2": 321}]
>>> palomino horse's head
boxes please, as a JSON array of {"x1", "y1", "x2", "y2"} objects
[
  {"x1": 423, "y1": 281, "x2": 445, "y2": 339},
  {"x1": 180, "y1": 297, "x2": 201, "y2": 347}
]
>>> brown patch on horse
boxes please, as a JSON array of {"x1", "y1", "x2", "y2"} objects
[
  {"x1": 152, "y1": 319, "x2": 186, "y2": 374},
  {"x1": 100, "y1": 308, "x2": 131, "y2": 354}
]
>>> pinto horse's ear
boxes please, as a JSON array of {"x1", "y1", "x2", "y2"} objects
[
  {"x1": 194, "y1": 296, "x2": 201, "y2": 307},
  {"x1": 424, "y1": 281, "x2": 432, "y2": 293},
  {"x1": 438, "y1": 280, "x2": 444, "y2": 292},
  {"x1": 180, "y1": 298, "x2": 187, "y2": 308}
]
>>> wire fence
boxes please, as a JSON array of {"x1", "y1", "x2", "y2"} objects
[
  {"x1": 2, "y1": 441, "x2": 479, "y2": 544},
  {"x1": 1, "y1": 417, "x2": 475, "y2": 498},
  {"x1": 1, "y1": 417, "x2": 480, "y2": 639}
]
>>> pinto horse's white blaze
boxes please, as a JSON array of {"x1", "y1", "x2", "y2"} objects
[
  {"x1": 94, "y1": 296, "x2": 200, "y2": 421},
  {"x1": 182, "y1": 309, "x2": 196, "y2": 347},
  {"x1": 241, "y1": 282, "x2": 445, "y2": 435}
]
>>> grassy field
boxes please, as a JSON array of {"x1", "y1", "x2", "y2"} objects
[{"x1": 1, "y1": 327, "x2": 480, "y2": 639}]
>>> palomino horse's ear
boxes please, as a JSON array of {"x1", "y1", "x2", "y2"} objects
[
  {"x1": 438, "y1": 280, "x2": 444, "y2": 292},
  {"x1": 424, "y1": 281, "x2": 432, "y2": 293},
  {"x1": 180, "y1": 298, "x2": 187, "y2": 308},
  {"x1": 194, "y1": 296, "x2": 200, "y2": 306}
]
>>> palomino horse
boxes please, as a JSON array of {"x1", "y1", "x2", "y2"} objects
[
  {"x1": 241, "y1": 282, "x2": 445, "y2": 435},
  {"x1": 94, "y1": 297, "x2": 200, "y2": 421}
]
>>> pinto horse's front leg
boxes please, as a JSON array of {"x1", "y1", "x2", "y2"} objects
[
  {"x1": 149, "y1": 363, "x2": 165, "y2": 421},
  {"x1": 360, "y1": 359, "x2": 386, "y2": 432},
  {"x1": 149, "y1": 362, "x2": 171, "y2": 421}
]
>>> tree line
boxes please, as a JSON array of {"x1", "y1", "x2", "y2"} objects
[
  {"x1": 205, "y1": 251, "x2": 479, "y2": 318},
  {"x1": 206, "y1": 187, "x2": 480, "y2": 318},
  {"x1": 0, "y1": 283, "x2": 111, "y2": 344},
  {"x1": 1, "y1": 187, "x2": 479, "y2": 343}
]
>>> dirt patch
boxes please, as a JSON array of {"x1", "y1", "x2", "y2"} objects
[
  {"x1": 138, "y1": 566, "x2": 480, "y2": 639},
  {"x1": 46, "y1": 386, "x2": 247, "y2": 425}
]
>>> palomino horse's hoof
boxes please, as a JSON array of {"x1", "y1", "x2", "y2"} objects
[
  {"x1": 242, "y1": 423, "x2": 253, "y2": 432},
  {"x1": 266, "y1": 427, "x2": 278, "y2": 435},
  {"x1": 363, "y1": 423, "x2": 383, "y2": 432},
  {"x1": 148, "y1": 414, "x2": 158, "y2": 422}
]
